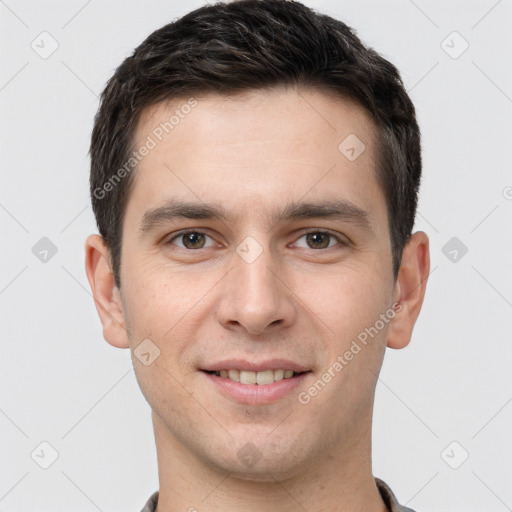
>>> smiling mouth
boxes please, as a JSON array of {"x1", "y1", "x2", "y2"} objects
[{"x1": 202, "y1": 369, "x2": 309, "y2": 385}]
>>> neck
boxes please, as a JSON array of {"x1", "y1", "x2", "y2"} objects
[{"x1": 152, "y1": 409, "x2": 388, "y2": 512}]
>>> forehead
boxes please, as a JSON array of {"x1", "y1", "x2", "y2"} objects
[
  {"x1": 135, "y1": 86, "x2": 377, "y2": 155},
  {"x1": 127, "y1": 87, "x2": 385, "y2": 230}
]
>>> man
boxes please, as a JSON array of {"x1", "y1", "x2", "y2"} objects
[{"x1": 85, "y1": 1, "x2": 429, "y2": 510}]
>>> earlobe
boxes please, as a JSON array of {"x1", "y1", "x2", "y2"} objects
[
  {"x1": 84, "y1": 234, "x2": 130, "y2": 349},
  {"x1": 387, "y1": 231, "x2": 430, "y2": 350}
]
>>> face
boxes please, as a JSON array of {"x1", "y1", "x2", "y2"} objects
[{"x1": 111, "y1": 88, "x2": 402, "y2": 479}]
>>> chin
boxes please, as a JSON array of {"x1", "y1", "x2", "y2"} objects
[
  {"x1": 214, "y1": 457, "x2": 303, "y2": 483},
  {"x1": 207, "y1": 433, "x2": 311, "y2": 483}
]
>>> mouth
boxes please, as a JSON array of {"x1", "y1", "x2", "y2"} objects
[
  {"x1": 200, "y1": 366, "x2": 313, "y2": 405},
  {"x1": 202, "y1": 368, "x2": 309, "y2": 385}
]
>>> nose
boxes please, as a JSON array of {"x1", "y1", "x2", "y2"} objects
[{"x1": 215, "y1": 240, "x2": 297, "y2": 336}]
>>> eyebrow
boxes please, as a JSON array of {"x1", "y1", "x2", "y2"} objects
[{"x1": 138, "y1": 198, "x2": 373, "y2": 235}]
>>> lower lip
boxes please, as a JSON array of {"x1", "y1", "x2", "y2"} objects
[{"x1": 202, "y1": 371, "x2": 311, "y2": 405}]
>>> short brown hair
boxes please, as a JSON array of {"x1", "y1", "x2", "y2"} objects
[{"x1": 90, "y1": 0, "x2": 422, "y2": 288}]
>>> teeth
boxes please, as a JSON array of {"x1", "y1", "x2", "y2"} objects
[
  {"x1": 240, "y1": 370, "x2": 257, "y2": 384},
  {"x1": 228, "y1": 369, "x2": 240, "y2": 382},
  {"x1": 214, "y1": 369, "x2": 299, "y2": 384},
  {"x1": 256, "y1": 369, "x2": 274, "y2": 385},
  {"x1": 273, "y1": 369, "x2": 285, "y2": 381}
]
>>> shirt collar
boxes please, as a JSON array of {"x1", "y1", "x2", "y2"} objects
[{"x1": 140, "y1": 477, "x2": 415, "y2": 512}]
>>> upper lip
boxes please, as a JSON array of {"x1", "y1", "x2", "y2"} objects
[{"x1": 201, "y1": 359, "x2": 311, "y2": 373}]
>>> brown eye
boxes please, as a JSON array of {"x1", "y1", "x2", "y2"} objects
[
  {"x1": 294, "y1": 230, "x2": 342, "y2": 250},
  {"x1": 182, "y1": 232, "x2": 205, "y2": 249},
  {"x1": 306, "y1": 232, "x2": 333, "y2": 249},
  {"x1": 305, "y1": 232, "x2": 331, "y2": 249},
  {"x1": 168, "y1": 231, "x2": 215, "y2": 249}
]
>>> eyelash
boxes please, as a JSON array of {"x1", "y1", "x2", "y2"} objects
[{"x1": 165, "y1": 228, "x2": 347, "y2": 250}]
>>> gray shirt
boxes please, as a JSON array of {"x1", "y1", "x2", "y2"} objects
[{"x1": 140, "y1": 477, "x2": 416, "y2": 511}]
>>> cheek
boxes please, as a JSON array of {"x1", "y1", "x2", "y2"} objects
[
  {"x1": 121, "y1": 260, "x2": 184, "y2": 330},
  {"x1": 302, "y1": 271, "x2": 391, "y2": 419},
  {"x1": 121, "y1": 267, "x2": 201, "y2": 418},
  {"x1": 120, "y1": 261, "x2": 217, "y2": 366},
  {"x1": 302, "y1": 265, "x2": 391, "y2": 340}
]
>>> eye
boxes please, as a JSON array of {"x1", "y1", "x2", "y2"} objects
[
  {"x1": 293, "y1": 230, "x2": 344, "y2": 250},
  {"x1": 167, "y1": 230, "x2": 217, "y2": 250}
]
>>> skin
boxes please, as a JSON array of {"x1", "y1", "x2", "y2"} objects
[{"x1": 85, "y1": 87, "x2": 429, "y2": 512}]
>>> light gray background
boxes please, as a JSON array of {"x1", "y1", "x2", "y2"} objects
[{"x1": 1, "y1": 0, "x2": 511, "y2": 510}]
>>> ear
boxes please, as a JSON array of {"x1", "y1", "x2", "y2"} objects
[
  {"x1": 84, "y1": 234, "x2": 130, "y2": 349},
  {"x1": 387, "y1": 231, "x2": 430, "y2": 350}
]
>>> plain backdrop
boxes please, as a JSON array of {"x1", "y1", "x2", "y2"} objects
[{"x1": 0, "y1": 1, "x2": 511, "y2": 510}]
